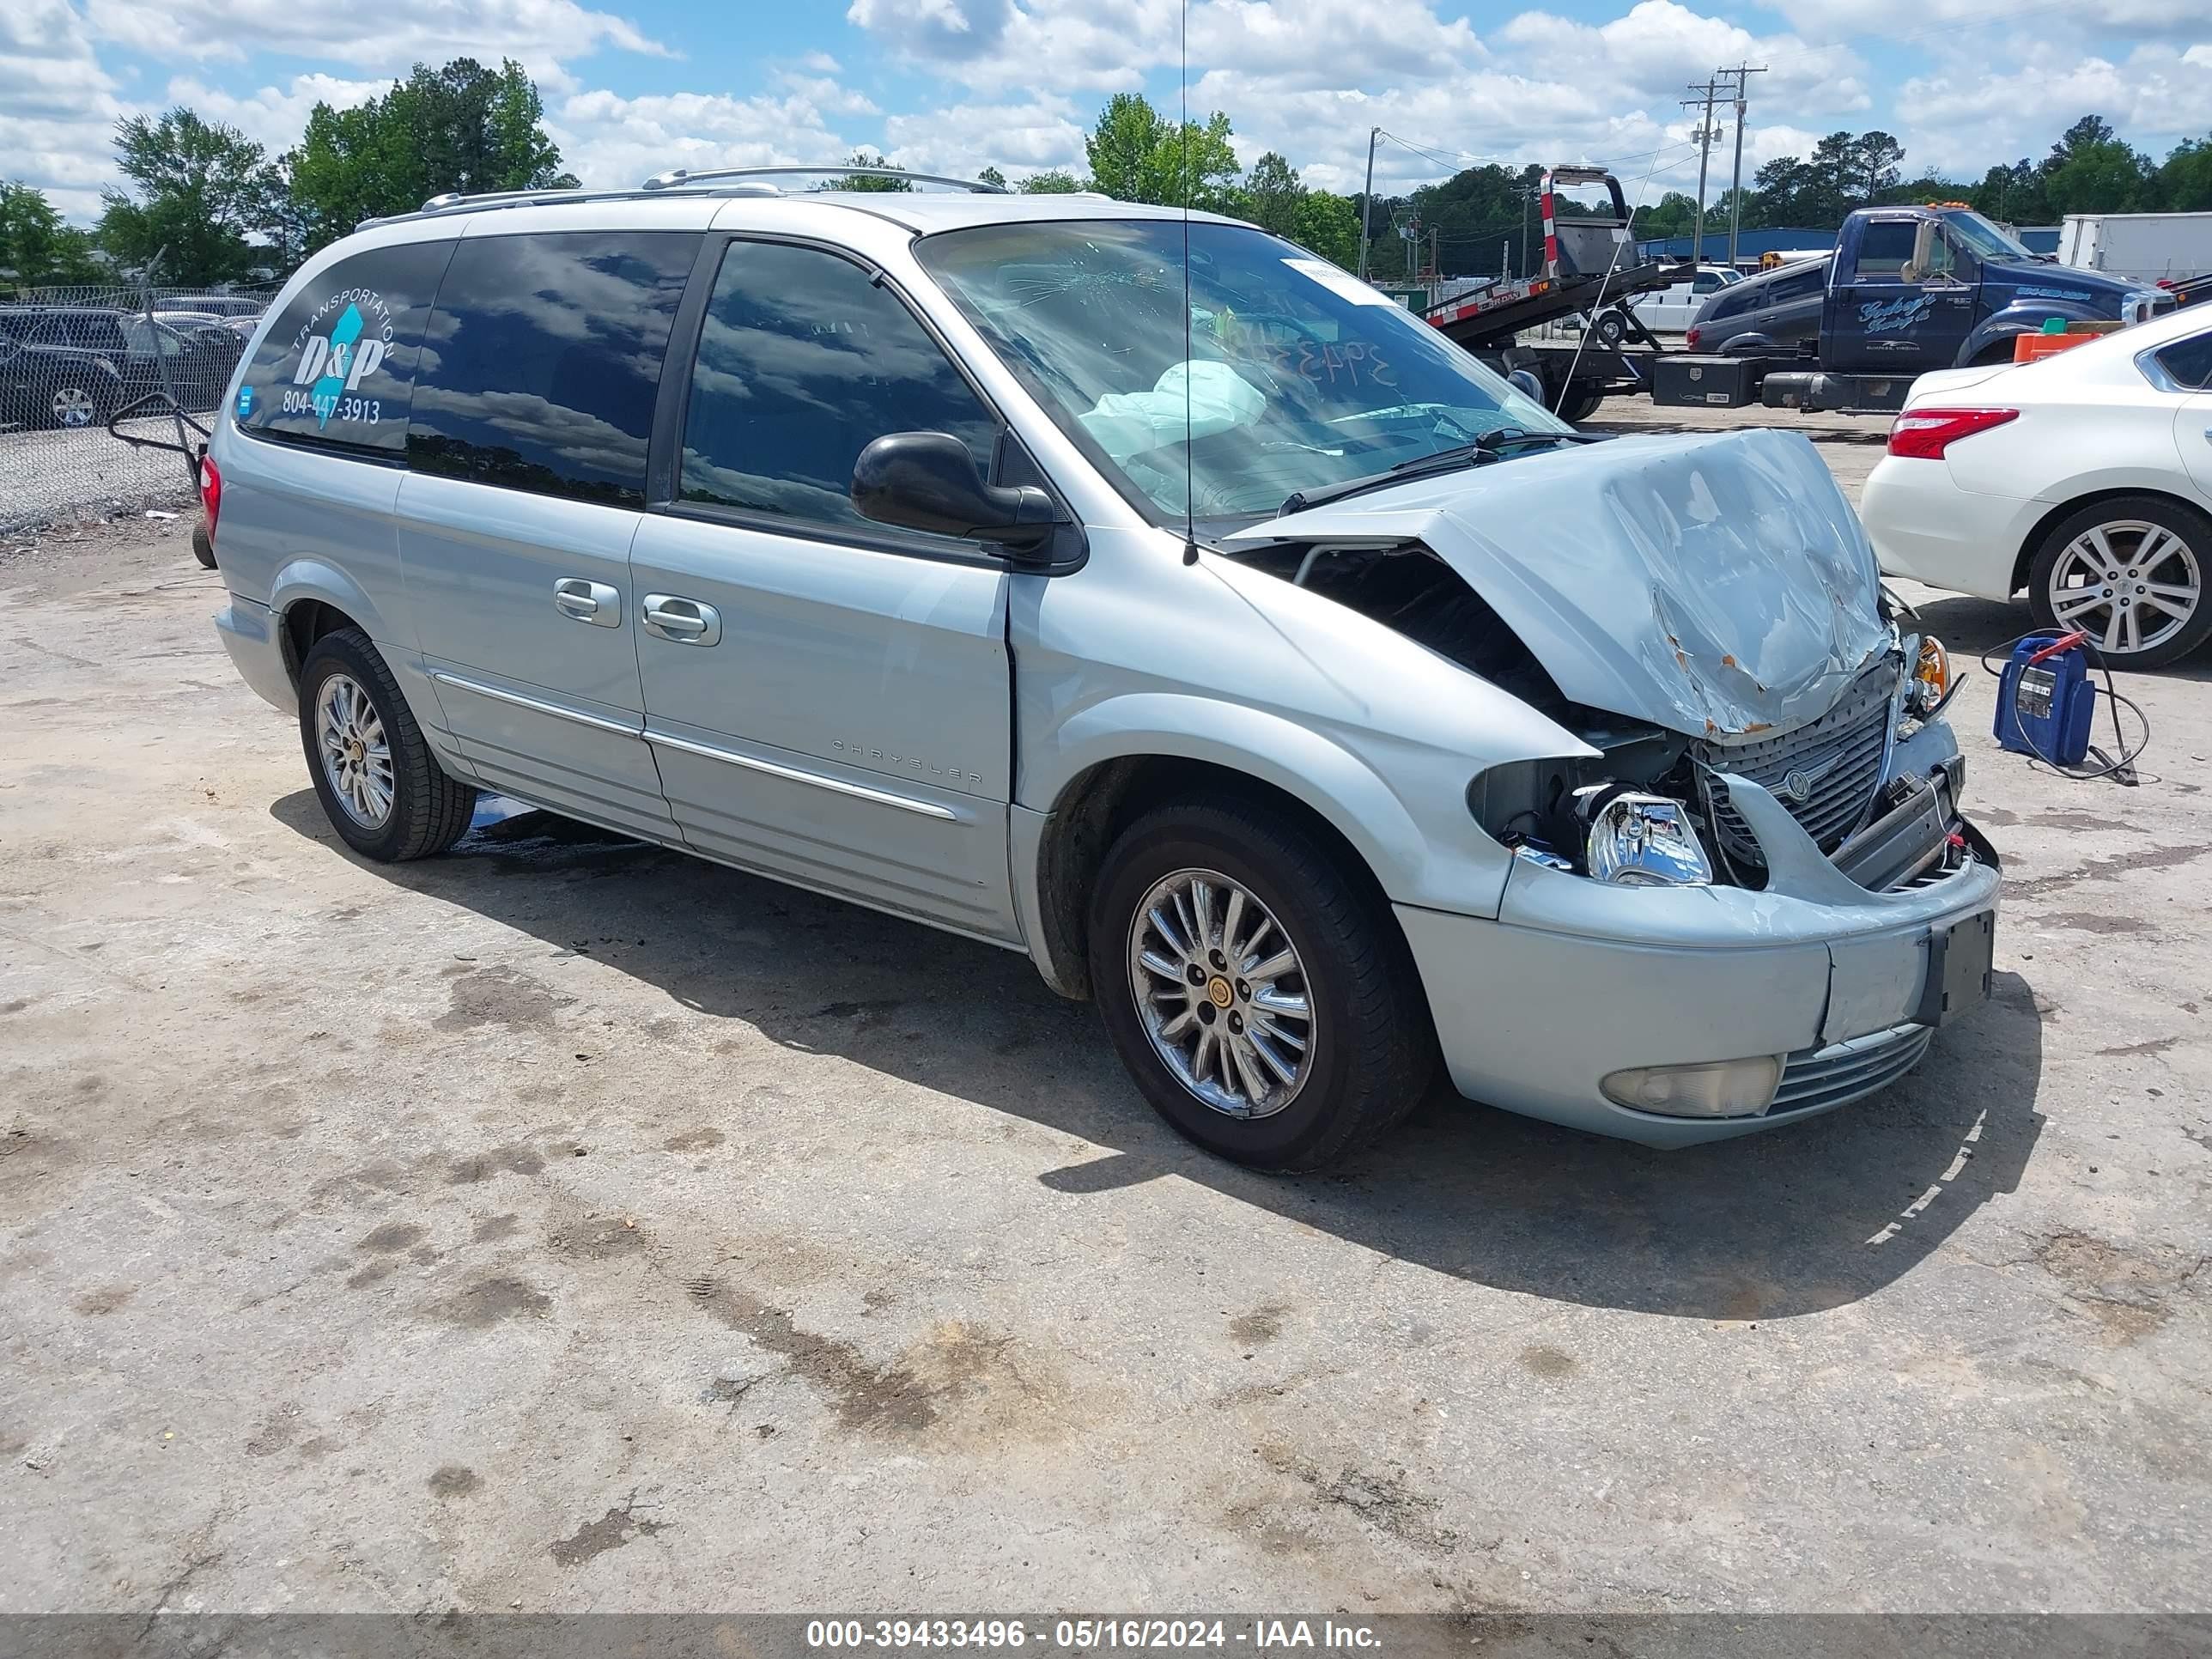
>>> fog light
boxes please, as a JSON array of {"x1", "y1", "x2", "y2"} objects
[{"x1": 1601, "y1": 1054, "x2": 1785, "y2": 1118}]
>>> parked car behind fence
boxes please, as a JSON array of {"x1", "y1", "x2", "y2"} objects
[{"x1": 0, "y1": 283, "x2": 275, "y2": 533}]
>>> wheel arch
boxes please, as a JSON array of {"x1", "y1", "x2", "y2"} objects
[
  {"x1": 1020, "y1": 708, "x2": 1460, "y2": 1002},
  {"x1": 270, "y1": 560, "x2": 391, "y2": 687}
]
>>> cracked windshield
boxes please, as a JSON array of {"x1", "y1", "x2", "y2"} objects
[{"x1": 917, "y1": 219, "x2": 1565, "y2": 524}]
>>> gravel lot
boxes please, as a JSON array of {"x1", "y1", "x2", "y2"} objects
[
  {"x1": 1, "y1": 418, "x2": 2207, "y2": 1618},
  {"x1": 0, "y1": 422, "x2": 202, "y2": 537}
]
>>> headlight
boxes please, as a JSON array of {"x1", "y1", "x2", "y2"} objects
[
  {"x1": 1910, "y1": 635, "x2": 1949, "y2": 715},
  {"x1": 1573, "y1": 786, "x2": 1713, "y2": 887}
]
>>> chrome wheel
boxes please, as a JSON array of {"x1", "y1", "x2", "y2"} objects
[
  {"x1": 52, "y1": 386, "x2": 94, "y2": 428},
  {"x1": 1127, "y1": 867, "x2": 1316, "y2": 1120},
  {"x1": 2049, "y1": 519, "x2": 2202, "y2": 658},
  {"x1": 315, "y1": 673, "x2": 394, "y2": 829}
]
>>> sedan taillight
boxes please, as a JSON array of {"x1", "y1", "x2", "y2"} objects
[{"x1": 1887, "y1": 407, "x2": 2018, "y2": 459}]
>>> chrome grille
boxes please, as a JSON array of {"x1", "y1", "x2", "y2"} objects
[
  {"x1": 1698, "y1": 661, "x2": 1897, "y2": 864},
  {"x1": 1768, "y1": 1024, "x2": 1934, "y2": 1116}
]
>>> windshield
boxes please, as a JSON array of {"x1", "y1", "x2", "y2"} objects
[
  {"x1": 1939, "y1": 210, "x2": 2035, "y2": 265},
  {"x1": 915, "y1": 219, "x2": 1568, "y2": 524}
]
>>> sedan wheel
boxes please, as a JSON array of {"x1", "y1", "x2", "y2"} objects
[{"x1": 2031, "y1": 498, "x2": 2212, "y2": 668}]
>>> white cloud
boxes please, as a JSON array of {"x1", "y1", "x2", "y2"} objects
[
  {"x1": 0, "y1": 0, "x2": 133, "y2": 217},
  {"x1": 550, "y1": 88, "x2": 852, "y2": 191},
  {"x1": 163, "y1": 72, "x2": 390, "y2": 156},
  {"x1": 848, "y1": 0, "x2": 1182, "y2": 91},
  {"x1": 879, "y1": 95, "x2": 1090, "y2": 178},
  {"x1": 1896, "y1": 46, "x2": 2212, "y2": 171},
  {"x1": 81, "y1": 0, "x2": 670, "y2": 77}
]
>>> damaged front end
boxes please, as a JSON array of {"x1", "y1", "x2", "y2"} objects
[{"x1": 1220, "y1": 425, "x2": 1993, "y2": 903}]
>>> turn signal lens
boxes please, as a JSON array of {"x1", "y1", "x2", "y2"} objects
[
  {"x1": 1601, "y1": 1054, "x2": 1785, "y2": 1118},
  {"x1": 1887, "y1": 407, "x2": 2018, "y2": 459},
  {"x1": 1911, "y1": 635, "x2": 1950, "y2": 714}
]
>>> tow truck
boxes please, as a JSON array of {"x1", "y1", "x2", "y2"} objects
[{"x1": 1421, "y1": 167, "x2": 1691, "y2": 421}]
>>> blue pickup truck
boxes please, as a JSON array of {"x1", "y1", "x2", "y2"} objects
[{"x1": 1656, "y1": 204, "x2": 2175, "y2": 413}]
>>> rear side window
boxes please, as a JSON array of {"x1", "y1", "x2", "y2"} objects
[
  {"x1": 234, "y1": 240, "x2": 454, "y2": 456},
  {"x1": 405, "y1": 231, "x2": 697, "y2": 507},
  {"x1": 2152, "y1": 331, "x2": 2212, "y2": 391},
  {"x1": 676, "y1": 240, "x2": 997, "y2": 532}
]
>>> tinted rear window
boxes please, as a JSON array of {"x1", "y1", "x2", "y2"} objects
[
  {"x1": 234, "y1": 241, "x2": 453, "y2": 455},
  {"x1": 406, "y1": 231, "x2": 698, "y2": 507},
  {"x1": 2154, "y1": 330, "x2": 2212, "y2": 391}
]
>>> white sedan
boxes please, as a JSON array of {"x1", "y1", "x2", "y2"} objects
[{"x1": 1861, "y1": 304, "x2": 2212, "y2": 667}]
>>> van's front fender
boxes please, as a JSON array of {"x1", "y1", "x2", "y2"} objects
[{"x1": 1029, "y1": 691, "x2": 1519, "y2": 921}]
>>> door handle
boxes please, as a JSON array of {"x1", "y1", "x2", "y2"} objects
[
  {"x1": 553, "y1": 578, "x2": 620, "y2": 628},
  {"x1": 641, "y1": 593, "x2": 721, "y2": 646}
]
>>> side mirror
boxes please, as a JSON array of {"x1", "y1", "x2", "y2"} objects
[
  {"x1": 1506, "y1": 368, "x2": 1545, "y2": 403},
  {"x1": 852, "y1": 432, "x2": 1057, "y2": 550}
]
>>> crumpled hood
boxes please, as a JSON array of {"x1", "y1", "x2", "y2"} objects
[{"x1": 1222, "y1": 427, "x2": 1890, "y2": 738}]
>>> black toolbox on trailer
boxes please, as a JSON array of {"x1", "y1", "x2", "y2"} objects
[{"x1": 1650, "y1": 354, "x2": 1761, "y2": 409}]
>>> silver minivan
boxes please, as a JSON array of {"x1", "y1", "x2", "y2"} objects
[{"x1": 206, "y1": 171, "x2": 1998, "y2": 1170}]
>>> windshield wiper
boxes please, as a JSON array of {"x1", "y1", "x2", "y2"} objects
[{"x1": 1277, "y1": 428, "x2": 1604, "y2": 516}]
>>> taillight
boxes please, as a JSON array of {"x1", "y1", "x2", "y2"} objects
[
  {"x1": 198, "y1": 451, "x2": 222, "y2": 538},
  {"x1": 1887, "y1": 407, "x2": 2018, "y2": 459},
  {"x1": 1685, "y1": 325, "x2": 1702, "y2": 349}
]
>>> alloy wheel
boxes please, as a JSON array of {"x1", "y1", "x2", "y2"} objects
[
  {"x1": 2048, "y1": 519, "x2": 2203, "y2": 658},
  {"x1": 1126, "y1": 866, "x2": 1316, "y2": 1120},
  {"x1": 52, "y1": 386, "x2": 95, "y2": 428},
  {"x1": 315, "y1": 672, "x2": 395, "y2": 829}
]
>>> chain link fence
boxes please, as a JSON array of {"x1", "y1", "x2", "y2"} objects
[{"x1": 1, "y1": 281, "x2": 278, "y2": 536}]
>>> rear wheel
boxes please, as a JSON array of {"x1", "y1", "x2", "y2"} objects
[
  {"x1": 1088, "y1": 798, "x2": 1434, "y2": 1171},
  {"x1": 297, "y1": 627, "x2": 477, "y2": 860},
  {"x1": 2027, "y1": 496, "x2": 2212, "y2": 668}
]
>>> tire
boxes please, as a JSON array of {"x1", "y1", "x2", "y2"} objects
[
  {"x1": 44, "y1": 377, "x2": 106, "y2": 431},
  {"x1": 1970, "y1": 340, "x2": 2018, "y2": 368},
  {"x1": 191, "y1": 520, "x2": 217, "y2": 569},
  {"x1": 1088, "y1": 797, "x2": 1435, "y2": 1171},
  {"x1": 1557, "y1": 386, "x2": 1604, "y2": 424},
  {"x1": 2027, "y1": 495, "x2": 2212, "y2": 669},
  {"x1": 297, "y1": 627, "x2": 477, "y2": 860},
  {"x1": 1593, "y1": 308, "x2": 1629, "y2": 347}
]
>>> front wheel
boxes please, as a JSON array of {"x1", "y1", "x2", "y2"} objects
[
  {"x1": 1088, "y1": 799, "x2": 1435, "y2": 1171},
  {"x1": 1557, "y1": 386, "x2": 1604, "y2": 424},
  {"x1": 2027, "y1": 496, "x2": 2212, "y2": 668},
  {"x1": 297, "y1": 627, "x2": 477, "y2": 860},
  {"x1": 46, "y1": 379, "x2": 106, "y2": 430}
]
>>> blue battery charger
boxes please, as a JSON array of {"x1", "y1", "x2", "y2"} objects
[{"x1": 1993, "y1": 633, "x2": 2097, "y2": 768}]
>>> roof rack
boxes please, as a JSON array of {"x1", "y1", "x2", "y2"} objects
[{"x1": 640, "y1": 165, "x2": 1006, "y2": 194}]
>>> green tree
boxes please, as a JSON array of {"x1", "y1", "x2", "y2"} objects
[
  {"x1": 2155, "y1": 135, "x2": 2212, "y2": 213},
  {"x1": 1850, "y1": 132, "x2": 1906, "y2": 204},
  {"x1": 1242, "y1": 150, "x2": 1304, "y2": 238},
  {"x1": 976, "y1": 165, "x2": 1006, "y2": 190},
  {"x1": 1084, "y1": 93, "x2": 1240, "y2": 210},
  {"x1": 97, "y1": 109, "x2": 279, "y2": 284},
  {"x1": 1969, "y1": 159, "x2": 2051, "y2": 225},
  {"x1": 0, "y1": 182, "x2": 101, "y2": 286},
  {"x1": 289, "y1": 58, "x2": 573, "y2": 252},
  {"x1": 830, "y1": 149, "x2": 910, "y2": 191},
  {"x1": 1018, "y1": 168, "x2": 1083, "y2": 194},
  {"x1": 1292, "y1": 191, "x2": 1360, "y2": 268},
  {"x1": 2040, "y1": 116, "x2": 2151, "y2": 215}
]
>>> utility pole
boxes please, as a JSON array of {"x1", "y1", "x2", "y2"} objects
[
  {"x1": 1358, "y1": 125, "x2": 1380, "y2": 279},
  {"x1": 1721, "y1": 64, "x2": 1766, "y2": 271},
  {"x1": 1681, "y1": 77, "x2": 1722, "y2": 263},
  {"x1": 1520, "y1": 187, "x2": 1531, "y2": 277}
]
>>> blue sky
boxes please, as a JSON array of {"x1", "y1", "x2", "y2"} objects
[{"x1": 10, "y1": 0, "x2": 2210, "y2": 222}]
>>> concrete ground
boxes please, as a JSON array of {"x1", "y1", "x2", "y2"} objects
[{"x1": 1, "y1": 422, "x2": 2207, "y2": 1617}]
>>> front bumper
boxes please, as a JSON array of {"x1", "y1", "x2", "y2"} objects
[{"x1": 1402, "y1": 724, "x2": 2000, "y2": 1147}]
